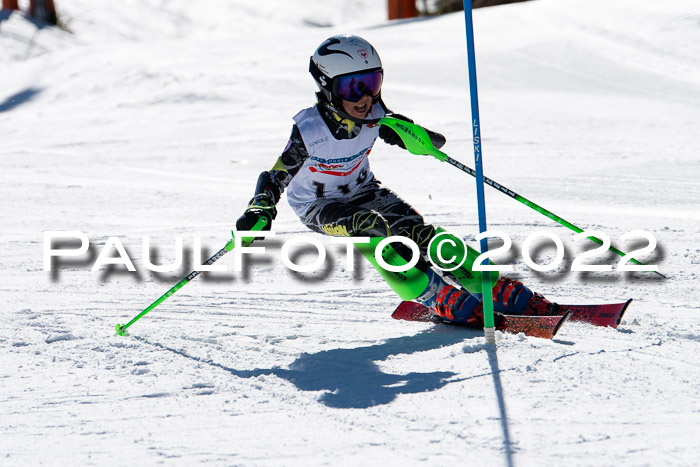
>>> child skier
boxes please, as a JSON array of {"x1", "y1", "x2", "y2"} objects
[{"x1": 235, "y1": 34, "x2": 558, "y2": 327}]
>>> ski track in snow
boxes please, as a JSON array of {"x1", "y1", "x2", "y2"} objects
[{"x1": 2, "y1": 0, "x2": 700, "y2": 465}]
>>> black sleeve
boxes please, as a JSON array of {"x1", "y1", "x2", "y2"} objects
[
  {"x1": 253, "y1": 125, "x2": 309, "y2": 203},
  {"x1": 274, "y1": 125, "x2": 308, "y2": 183}
]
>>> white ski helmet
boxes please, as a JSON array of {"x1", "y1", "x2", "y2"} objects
[{"x1": 309, "y1": 35, "x2": 383, "y2": 110}]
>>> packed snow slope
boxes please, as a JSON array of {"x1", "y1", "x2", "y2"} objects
[{"x1": 1, "y1": 0, "x2": 699, "y2": 465}]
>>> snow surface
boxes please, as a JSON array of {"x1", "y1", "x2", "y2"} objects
[{"x1": 2, "y1": 0, "x2": 700, "y2": 465}]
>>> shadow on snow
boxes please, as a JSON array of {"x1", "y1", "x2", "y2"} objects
[
  {"x1": 135, "y1": 327, "x2": 517, "y2": 464},
  {"x1": 135, "y1": 327, "x2": 480, "y2": 409}
]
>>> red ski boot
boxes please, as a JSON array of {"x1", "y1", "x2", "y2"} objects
[
  {"x1": 432, "y1": 285, "x2": 505, "y2": 328},
  {"x1": 491, "y1": 277, "x2": 559, "y2": 316},
  {"x1": 524, "y1": 292, "x2": 561, "y2": 316}
]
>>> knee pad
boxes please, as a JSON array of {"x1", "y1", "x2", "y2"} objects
[
  {"x1": 401, "y1": 224, "x2": 435, "y2": 253},
  {"x1": 350, "y1": 211, "x2": 390, "y2": 237}
]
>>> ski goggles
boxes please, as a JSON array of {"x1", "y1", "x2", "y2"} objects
[{"x1": 334, "y1": 69, "x2": 383, "y2": 102}]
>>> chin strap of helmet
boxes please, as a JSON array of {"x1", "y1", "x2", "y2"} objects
[{"x1": 316, "y1": 92, "x2": 387, "y2": 126}]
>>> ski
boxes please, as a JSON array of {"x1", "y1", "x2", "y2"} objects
[
  {"x1": 392, "y1": 298, "x2": 633, "y2": 338},
  {"x1": 556, "y1": 299, "x2": 633, "y2": 328},
  {"x1": 391, "y1": 301, "x2": 571, "y2": 339}
]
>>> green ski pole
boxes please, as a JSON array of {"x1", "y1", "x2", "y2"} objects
[
  {"x1": 115, "y1": 216, "x2": 268, "y2": 336},
  {"x1": 379, "y1": 116, "x2": 665, "y2": 279}
]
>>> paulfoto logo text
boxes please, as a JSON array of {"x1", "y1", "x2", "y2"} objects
[{"x1": 43, "y1": 230, "x2": 659, "y2": 276}]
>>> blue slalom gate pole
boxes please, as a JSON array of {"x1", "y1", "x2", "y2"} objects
[{"x1": 463, "y1": 0, "x2": 496, "y2": 343}]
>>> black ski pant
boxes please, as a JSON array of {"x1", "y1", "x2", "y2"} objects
[{"x1": 298, "y1": 178, "x2": 436, "y2": 258}]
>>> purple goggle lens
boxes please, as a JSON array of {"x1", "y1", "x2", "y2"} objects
[{"x1": 335, "y1": 70, "x2": 383, "y2": 102}]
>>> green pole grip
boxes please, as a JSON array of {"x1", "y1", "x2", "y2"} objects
[{"x1": 379, "y1": 117, "x2": 447, "y2": 162}]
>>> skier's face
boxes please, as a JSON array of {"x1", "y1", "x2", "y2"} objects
[{"x1": 342, "y1": 94, "x2": 373, "y2": 119}]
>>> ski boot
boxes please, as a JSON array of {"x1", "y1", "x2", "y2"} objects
[
  {"x1": 491, "y1": 277, "x2": 559, "y2": 316},
  {"x1": 418, "y1": 270, "x2": 505, "y2": 328}
]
